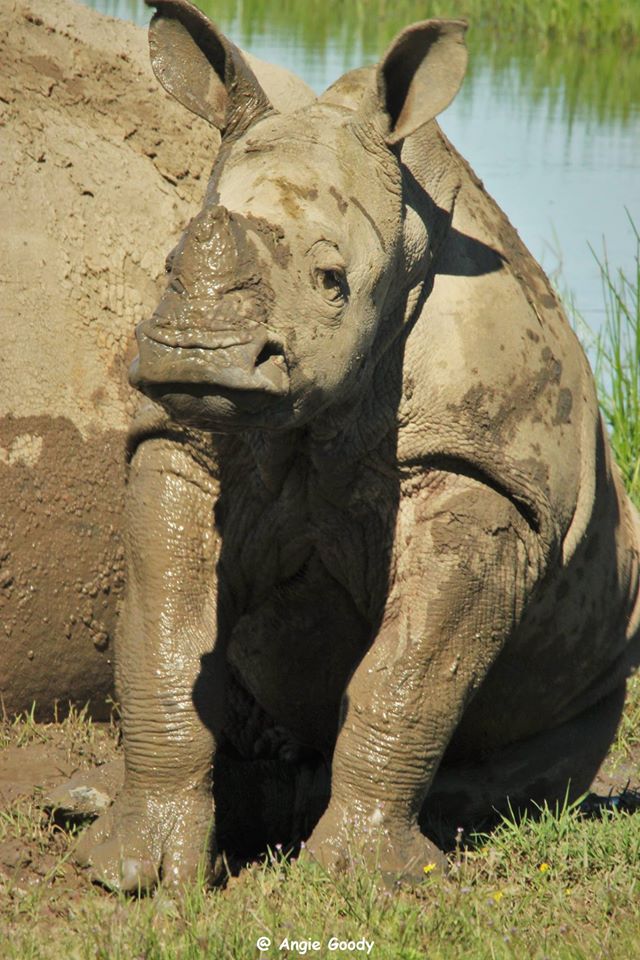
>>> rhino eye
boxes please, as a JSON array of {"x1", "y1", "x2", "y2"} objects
[{"x1": 315, "y1": 267, "x2": 348, "y2": 304}]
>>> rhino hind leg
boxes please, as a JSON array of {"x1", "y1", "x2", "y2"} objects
[{"x1": 425, "y1": 682, "x2": 626, "y2": 831}]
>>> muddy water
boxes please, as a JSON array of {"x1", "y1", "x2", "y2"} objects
[{"x1": 85, "y1": 1, "x2": 640, "y2": 334}]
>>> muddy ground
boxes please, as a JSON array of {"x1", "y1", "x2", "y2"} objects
[
  {"x1": 0, "y1": 0, "x2": 215, "y2": 909},
  {"x1": 0, "y1": 702, "x2": 639, "y2": 914},
  {"x1": 0, "y1": 719, "x2": 118, "y2": 906},
  {"x1": 0, "y1": 0, "x2": 215, "y2": 716}
]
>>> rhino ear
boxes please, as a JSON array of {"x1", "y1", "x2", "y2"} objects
[
  {"x1": 365, "y1": 19, "x2": 468, "y2": 146},
  {"x1": 145, "y1": 0, "x2": 273, "y2": 136}
]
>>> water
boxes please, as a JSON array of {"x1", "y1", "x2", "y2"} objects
[{"x1": 84, "y1": 1, "x2": 640, "y2": 332}]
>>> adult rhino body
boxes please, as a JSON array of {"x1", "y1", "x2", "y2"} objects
[
  {"x1": 0, "y1": 0, "x2": 314, "y2": 717},
  {"x1": 76, "y1": 0, "x2": 640, "y2": 889}
]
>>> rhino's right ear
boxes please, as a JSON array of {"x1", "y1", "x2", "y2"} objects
[
  {"x1": 145, "y1": 0, "x2": 273, "y2": 137},
  {"x1": 361, "y1": 19, "x2": 468, "y2": 147}
]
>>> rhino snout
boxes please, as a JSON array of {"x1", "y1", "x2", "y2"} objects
[{"x1": 129, "y1": 318, "x2": 289, "y2": 397}]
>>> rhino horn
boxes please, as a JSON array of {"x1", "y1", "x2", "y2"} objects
[
  {"x1": 145, "y1": 0, "x2": 273, "y2": 137},
  {"x1": 357, "y1": 19, "x2": 468, "y2": 147}
]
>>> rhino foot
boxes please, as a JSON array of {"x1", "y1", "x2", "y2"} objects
[
  {"x1": 74, "y1": 786, "x2": 214, "y2": 894},
  {"x1": 305, "y1": 806, "x2": 447, "y2": 886}
]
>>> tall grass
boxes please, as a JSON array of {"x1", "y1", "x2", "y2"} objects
[
  {"x1": 591, "y1": 214, "x2": 640, "y2": 508},
  {"x1": 84, "y1": 0, "x2": 640, "y2": 124},
  {"x1": 88, "y1": 0, "x2": 640, "y2": 49}
]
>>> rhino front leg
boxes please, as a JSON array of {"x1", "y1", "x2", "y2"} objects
[
  {"x1": 307, "y1": 473, "x2": 543, "y2": 881},
  {"x1": 75, "y1": 436, "x2": 220, "y2": 893}
]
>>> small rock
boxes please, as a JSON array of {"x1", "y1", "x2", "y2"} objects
[{"x1": 44, "y1": 758, "x2": 123, "y2": 817}]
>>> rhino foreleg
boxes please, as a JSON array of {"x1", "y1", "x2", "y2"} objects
[
  {"x1": 75, "y1": 437, "x2": 220, "y2": 893},
  {"x1": 307, "y1": 473, "x2": 542, "y2": 881}
]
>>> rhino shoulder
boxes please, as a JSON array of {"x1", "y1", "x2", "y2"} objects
[{"x1": 398, "y1": 142, "x2": 601, "y2": 555}]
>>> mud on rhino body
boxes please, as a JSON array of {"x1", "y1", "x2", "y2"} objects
[{"x1": 74, "y1": 0, "x2": 640, "y2": 888}]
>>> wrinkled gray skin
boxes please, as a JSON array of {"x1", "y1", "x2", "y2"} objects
[{"x1": 76, "y1": 0, "x2": 640, "y2": 891}]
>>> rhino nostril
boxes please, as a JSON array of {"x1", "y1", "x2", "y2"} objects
[
  {"x1": 255, "y1": 340, "x2": 286, "y2": 369},
  {"x1": 253, "y1": 339, "x2": 289, "y2": 393}
]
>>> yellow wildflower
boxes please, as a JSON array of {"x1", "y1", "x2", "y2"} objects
[
  {"x1": 538, "y1": 862, "x2": 550, "y2": 873},
  {"x1": 423, "y1": 863, "x2": 437, "y2": 875},
  {"x1": 491, "y1": 891, "x2": 504, "y2": 902}
]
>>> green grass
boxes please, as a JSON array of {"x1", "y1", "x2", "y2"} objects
[
  {"x1": 591, "y1": 213, "x2": 640, "y2": 508},
  {"x1": 89, "y1": 0, "x2": 640, "y2": 49},
  {"x1": 84, "y1": 0, "x2": 640, "y2": 125},
  {"x1": 0, "y1": 701, "x2": 116, "y2": 756},
  {"x1": 2, "y1": 784, "x2": 640, "y2": 959},
  {"x1": 607, "y1": 673, "x2": 640, "y2": 773},
  {"x1": 220, "y1": 0, "x2": 640, "y2": 51}
]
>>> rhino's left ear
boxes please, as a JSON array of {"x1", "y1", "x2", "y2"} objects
[
  {"x1": 145, "y1": 0, "x2": 273, "y2": 137},
  {"x1": 363, "y1": 19, "x2": 468, "y2": 146}
]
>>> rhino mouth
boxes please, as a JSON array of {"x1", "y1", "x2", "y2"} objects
[{"x1": 130, "y1": 320, "x2": 290, "y2": 401}]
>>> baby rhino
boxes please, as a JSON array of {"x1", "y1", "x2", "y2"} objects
[{"x1": 76, "y1": 0, "x2": 640, "y2": 891}]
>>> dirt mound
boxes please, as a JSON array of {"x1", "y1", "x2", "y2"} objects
[
  {"x1": 0, "y1": 0, "x2": 314, "y2": 719},
  {"x1": 0, "y1": 0, "x2": 214, "y2": 717}
]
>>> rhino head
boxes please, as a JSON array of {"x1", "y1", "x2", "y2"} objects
[{"x1": 130, "y1": 0, "x2": 468, "y2": 431}]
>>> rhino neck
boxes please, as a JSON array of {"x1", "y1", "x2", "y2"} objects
[
  {"x1": 235, "y1": 339, "x2": 404, "y2": 500},
  {"x1": 312, "y1": 345, "x2": 407, "y2": 494},
  {"x1": 240, "y1": 428, "x2": 300, "y2": 495}
]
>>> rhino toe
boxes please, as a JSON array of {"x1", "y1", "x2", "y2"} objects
[{"x1": 73, "y1": 787, "x2": 214, "y2": 895}]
